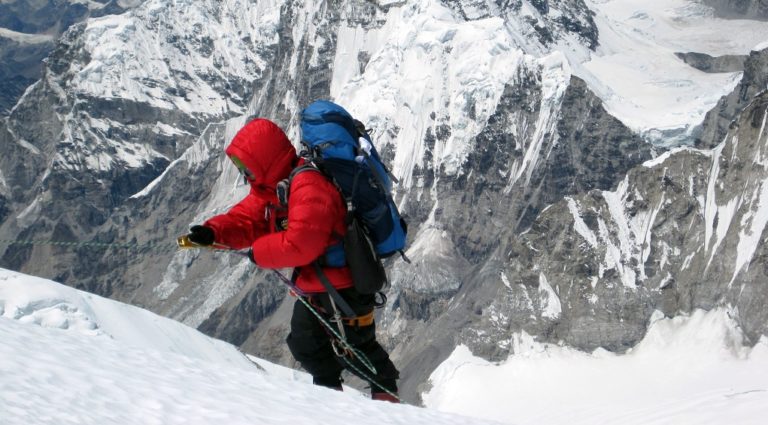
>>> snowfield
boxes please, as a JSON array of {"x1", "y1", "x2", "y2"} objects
[
  {"x1": 425, "y1": 310, "x2": 768, "y2": 425},
  {"x1": 2, "y1": 269, "x2": 767, "y2": 424},
  {"x1": 577, "y1": 0, "x2": 768, "y2": 143},
  {"x1": 0, "y1": 269, "x2": 498, "y2": 425}
]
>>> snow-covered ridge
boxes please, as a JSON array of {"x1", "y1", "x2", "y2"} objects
[
  {"x1": 334, "y1": 0, "x2": 573, "y2": 183},
  {"x1": 0, "y1": 268, "x2": 250, "y2": 365},
  {"x1": 0, "y1": 268, "x2": 501, "y2": 424},
  {"x1": 21, "y1": 0, "x2": 290, "y2": 177}
]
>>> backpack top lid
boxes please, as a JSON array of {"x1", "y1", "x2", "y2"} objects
[{"x1": 300, "y1": 100, "x2": 361, "y2": 161}]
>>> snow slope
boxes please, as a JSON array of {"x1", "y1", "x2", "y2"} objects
[
  {"x1": 0, "y1": 269, "x2": 498, "y2": 425},
  {"x1": 5, "y1": 267, "x2": 764, "y2": 425},
  {"x1": 425, "y1": 309, "x2": 768, "y2": 425}
]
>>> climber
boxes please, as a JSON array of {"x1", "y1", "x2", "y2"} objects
[{"x1": 181, "y1": 118, "x2": 400, "y2": 402}]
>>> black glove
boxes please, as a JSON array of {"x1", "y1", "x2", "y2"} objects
[{"x1": 187, "y1": 225, "x2": 215, "y2": 246}]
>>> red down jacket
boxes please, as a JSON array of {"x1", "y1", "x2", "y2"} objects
[{"x1": 204, "y1": 118, "x2": 353, "y2": 294}]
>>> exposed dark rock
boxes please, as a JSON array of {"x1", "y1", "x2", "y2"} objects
[
  {"x1": 675, "y1": 52, "x2": 747, "y2": 73},
  {"x1": 695, "y1": 48, "x2": 768, "y2": 148},
  {"x1": 388, "y1": 71, "x2": 652, "y2": 403},
  {"x1": 199, "y1": 278, "x2": 286, "y2": 346},
  {"x1": 701, "y1": 0, "x2": 768, "y2": 20}
]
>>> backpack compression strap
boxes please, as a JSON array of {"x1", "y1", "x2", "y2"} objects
[{"x1": 312, "y1": 262, "x2": 357, "y2": 318}]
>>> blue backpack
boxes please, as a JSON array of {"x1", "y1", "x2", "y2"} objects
[{"x1": 278, "y1": 100, "x2": 408, "y2": 295}]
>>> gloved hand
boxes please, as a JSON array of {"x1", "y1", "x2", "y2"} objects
[{"x1": 187, "y1": 225, "x2": 215, "y2": 246}]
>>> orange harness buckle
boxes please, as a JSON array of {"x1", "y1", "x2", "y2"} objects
[{"x1": 343, "y1": 310, "x2": 375, "y2": 327}]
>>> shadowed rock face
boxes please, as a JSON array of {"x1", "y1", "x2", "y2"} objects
[
  {"x1": 386, "y1": 76, "x2": 768, "y2": 401},
  {"x1": 675, "y1": 52, "x2": 747, "y2": 73},
  {"x1": 382, "y1": 72, "x2": 653, "y2": 403},
  {"x1": 701, "y1": 0, "x2": 768, "y2": 20},
  {"x1": 382, "y1": 52, "x2": 768, "y2": 407},
  {"x1": 695, "y1": 49, "x2": 768, "y2": 149},
  {"x1": 512, "y1": 89, "x2": 768, "y2": 350},
  {"x1": 0, "y1": 0, "x2": 136, "y2": 115}
]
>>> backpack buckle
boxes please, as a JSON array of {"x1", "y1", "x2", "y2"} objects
[{"x1": 276, "y1": 179, "x2": 290, "y2": 207}]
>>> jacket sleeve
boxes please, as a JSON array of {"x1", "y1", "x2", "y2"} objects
[
  {"x1": 250, "y1": 172, "x2": 342, "y2": 268},
  {"x1": 204, "y1": 192, "x2": 269, "y2": 250}
]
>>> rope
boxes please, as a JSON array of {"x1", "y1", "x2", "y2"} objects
[
  {"x1": 293, "y1": 292, "x2": 378, "y2": 374},
  {"x1": 340, "y1": 353, "x2": 401, "y2": 401},
  {"x1": 0, "y1": 238, "x2": 178, "y2": 252},
  {"x1": 293, "y1": 291, "x2": 401, "y2": 402},
  {"x1": 260, "y1": 266, "x2": 401, "y2": 401},
  {"x1": 268, "y1": 269, "x2": 378, "y2": 375}
]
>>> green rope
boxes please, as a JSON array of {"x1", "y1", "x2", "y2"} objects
[
  {"x1": 340, "y1": 352, "x2": 402, "y2": 402},
  {"x1": 0, "y1": 238, "x2": 178, "y2": 252},
  {"x1": 294, "y1": 294, "x2": 378, "y2": 375},
  {"x1": 293, "y1": 293, "x2": 401, "y2": 402}
]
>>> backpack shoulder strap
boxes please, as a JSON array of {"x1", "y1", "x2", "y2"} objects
[{"x1": 276, "y1": 162, "x2": 321, "y2": 207}]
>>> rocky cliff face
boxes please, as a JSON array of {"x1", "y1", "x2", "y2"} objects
[
  {"x1": 0, "y1": 0, "x2": 288, "y2": 283},
  {"x1": 0, "y1": 0, "x2": 137, "y2": 115},
  {"x1": 701, "y1": 0, "x2": 768, "y2": 20},
  {"x1": 696, "y1": 49, "x2": 768, "y2": 148},
  {"x1": 500, "y1": 82, "x2": 768, "y2": 351},
  {"x1": 381, "y1": 67, "x2": 653, "y2": 401},
  {"x1": 379, "y1": 48, "x2": 768, "y2": 403},
  {"x1": 674, "y1": 52, "x2": 747, "y2": 74}
]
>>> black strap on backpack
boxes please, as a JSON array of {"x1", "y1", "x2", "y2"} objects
[
  {"x1": 281, "y1": 154, "x2": 388, "y2": 312},
  {"x1": 311, "y1": 262, "x2": 357, "y2": 318}
]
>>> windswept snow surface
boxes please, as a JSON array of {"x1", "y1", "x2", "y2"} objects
[
  {"x1": 578, "y1": 0, "x2": 768, "y2": 142},
  {"x1": 0, "y1": 269, "x2": 498, "y2": 425},
  {"x1": 425, "y1": 309, "x2": 768, "y2": 425}
]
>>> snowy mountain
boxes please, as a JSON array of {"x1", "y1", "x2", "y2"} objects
[
  {"x1": 0, "y1": 0, "x2": 140, "y2": 115},
  {"x1": 3, "y1": 268, "x2": 766, "y2": 424},
  {"x1": 2, "y1": 0, "x2": 768, "y2": 406}
]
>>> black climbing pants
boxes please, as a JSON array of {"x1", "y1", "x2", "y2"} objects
[{"x1": 286, "y1": 287, "x2": 399, "y2": 394}]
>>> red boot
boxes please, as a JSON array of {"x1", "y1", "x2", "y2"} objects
[{"x1": 371, "y1": 392, "x2": 400, "y2": 403}]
